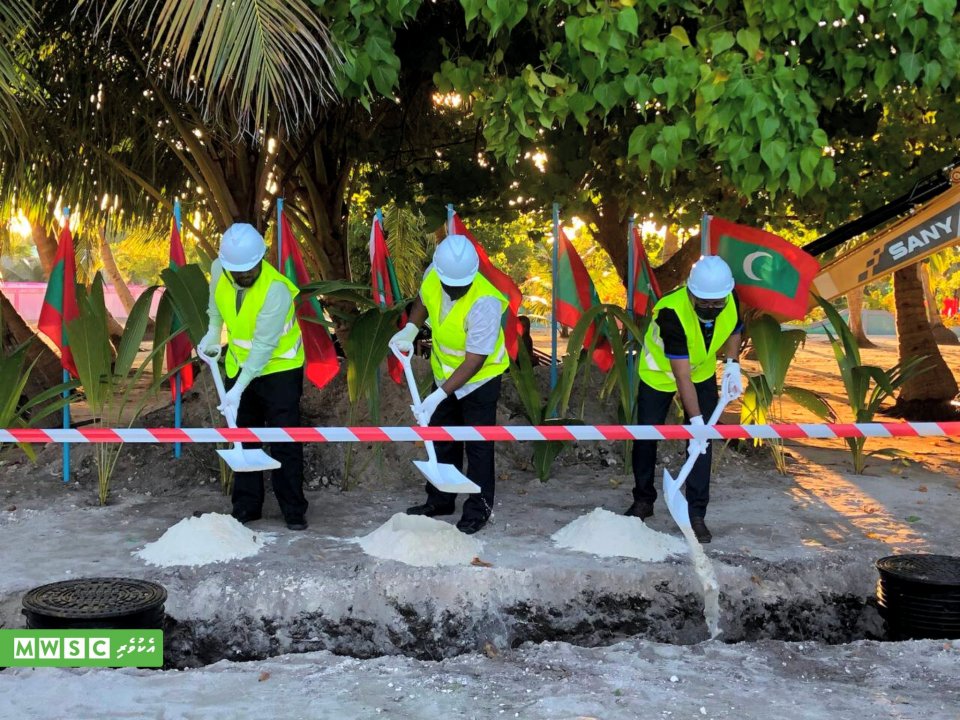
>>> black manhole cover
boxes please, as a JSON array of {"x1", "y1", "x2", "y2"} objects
[
  {"x1": 22, "y1": 577, "x2": 166, "y2": 630},
  {"x1": 876, "y1": 555, "x2": 960, "y2": 640}
]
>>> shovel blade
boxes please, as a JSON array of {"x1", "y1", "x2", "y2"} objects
[
  {"x1": 662, "y1": 468, "x2": 691, "y2": 530},
  {"x1": 217, "y1": 446, "x2": 281, "y2": 473},
  {"x1": 412, "y1": 459, "x2": 481, "y2": 494}
]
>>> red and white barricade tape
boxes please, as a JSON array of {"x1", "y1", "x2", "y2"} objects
[{"x1": 1, "y1": 422, "x2": 959, "y2": 444}]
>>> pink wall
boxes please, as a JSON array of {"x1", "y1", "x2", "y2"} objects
[{"x1": 0, "y1": 282, "x2": 163, "y2": 322}]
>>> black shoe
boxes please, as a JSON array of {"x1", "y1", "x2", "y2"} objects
[
  {"x1": 406, "y1": 502, "x2": 456, "y2": 518},
  {"x1": 624, "y1": 501, "x2": 654, "y2": 520},
  {"x1": 690, "y1": 517, "x2": 712, "y2": 544},
  {"x1": 456, "y1": 516, "x2": 488, "y2": 535},
  {"x1": 231, "y1": 510, "x2": 262, "y2": 525},
  {"x1": 285, "y1": 518, "x2": 308, "y2": 531}
]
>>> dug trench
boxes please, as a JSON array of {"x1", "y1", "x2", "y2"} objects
[{"x1": 157, "y1": 553, "x2": 885, "y2": 669}]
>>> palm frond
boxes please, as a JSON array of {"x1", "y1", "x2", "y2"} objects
[{"x1": 80, "y1": 0, "x2": 343, "y2": 135}]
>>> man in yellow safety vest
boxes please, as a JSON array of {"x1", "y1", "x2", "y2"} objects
[
  {"x1": 198, "y1": 223, "x2": 309, "y2": 531},
  {"x1": 389, "y1": 234, "x2": 508, "y2": 535},
  {"x1": 627, "y1": 255, "x2": 744, "y2": 543}
]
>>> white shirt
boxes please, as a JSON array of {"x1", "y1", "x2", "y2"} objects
[
  {"x1": 207, "y1": 259, "x2": 294, "y2": 391},
  {"x1": 420, "y1": 265, "x2": 503, "y2": 399}
]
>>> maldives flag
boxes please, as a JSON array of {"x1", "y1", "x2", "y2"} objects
[
  {"x1": 37, "y1": 222, "x2": 80, "y2": 377},
  {"x1": 708, "y1": 216, "x2": 819, "y2": 320},
  {"x1": 369, "y1": 211, "x2": 406, "y2": 384},
  {"x1": 279, "y1": 212, "x2": 340, "y2": 390},
  {"x1": 166, "y1": 213, "x2": 195, "y2": 398},
  {"x1": 450, "y1": 212, "x2": 523, "y2": 360},
  {"x1": 630, "y1": 225, "x2": 661, "y2": 317},
  {"x1": 556, "y1": 227, "x2": 614, "y2": 372}
]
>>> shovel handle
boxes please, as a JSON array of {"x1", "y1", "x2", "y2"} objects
[
  {"x1": 389, "y1": 345, "x2": 425, "y2": 415},
  {"x1": 199, "y1": 351, "x2": 238, "y2": 429}
]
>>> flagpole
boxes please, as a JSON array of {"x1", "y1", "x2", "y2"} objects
[
  {"x1": 62, "y1": 207, "x2": 71, "y2": 483},
  {"x1": 277, "y1": 197, "x2": 284, "y2": 267},
  {"x1": 701, "y1": 213, "x2": 710, "y2": 257},
  {"x1": 172, "y1": 200, "x2": 183, "y2": 459},
  {"x1": 446, "y1": 203, "x2": 454, "y2": 235},
  {"x1": 550, "y1": 203, "x2": 560, "y2": 394},
  {"x1": 626, "y1": 215, "x2": 637, "y2": 400}
]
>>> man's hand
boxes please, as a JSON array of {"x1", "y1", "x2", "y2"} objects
[
  {"x1": 389, "y1": 322, "x2": 419, "y2": 354},
  {"x1": 198, "y1": 329, "x2": 222, "y2": 360},
  {"x1": 217, "y1": 384, "x2": 244, "y2": 424},
  {"x1": 722, "y1": 359, "x2": 743, "y2": 400},
  {"x1": 687, "y1": 415, "x2": 708, "y2": 457},
  {"x1": 417, "y1": 387, "x2": 447, "y2": 426}
]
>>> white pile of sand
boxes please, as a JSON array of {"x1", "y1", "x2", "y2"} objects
[
  {"x1": 136, "y1": 513, "x2": 274, "y2": 567},
  {"x1": 357, "y1": 513, "x2": 481, "y2": 567},
  {"x1": 551, "y1": 508, "x2": 685, "y2": 561}
]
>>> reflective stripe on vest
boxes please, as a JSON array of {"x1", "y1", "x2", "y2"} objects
[
  {"x1": 637, "y1": 286, "x2": 737, "y2": 392},
  {"x1": 421, "y1": 268, "x2": 509, "y2": 384},
  {"x1": 214, "y1": 261, "x2": 305, "y2": 379}
]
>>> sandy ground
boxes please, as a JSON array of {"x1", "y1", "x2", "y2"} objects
[{"x1": 0, "y1": 336, "x2": 958, "y2": 719}]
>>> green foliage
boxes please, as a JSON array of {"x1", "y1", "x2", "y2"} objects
[
  {"x1": 815, "y1": 296, "x2": 926, "y2": 473},
  {"x1": 741, "y1": 315, "x2": 834, "y2": 473},
  {"x1": 68, "y1": 274, "x2": 172, "y2": 505}
]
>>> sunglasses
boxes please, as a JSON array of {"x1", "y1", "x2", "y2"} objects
[{"x1": 693, "y1": 298, "x2": 727, "y2": 310}]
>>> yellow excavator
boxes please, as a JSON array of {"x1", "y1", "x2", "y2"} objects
[{"x1": 806, "y1": 161, "x2": 960, "y2": 302}]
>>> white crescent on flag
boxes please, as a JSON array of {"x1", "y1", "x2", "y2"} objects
[{"x1": 743, "y1": 251, "x2": 772, "y2": 281}]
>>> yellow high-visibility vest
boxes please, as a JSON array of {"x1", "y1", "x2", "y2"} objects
[
  {"x1": 638, "y1": 286, "x2": 737, "y2": 392},
  {"x1": 421, "y1": 268, "x2": 508, "y2": 383},
  {"x1": 214, "y1": 261, "x2": 304, "y2": 379}
]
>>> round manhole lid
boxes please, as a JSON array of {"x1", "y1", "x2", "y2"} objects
[
  {"x1": 22, "y1": 578, "x2": 167, "y2": 620},
  {"x1": 877, "y1": 555, "x2": 960, "y2": 586}
]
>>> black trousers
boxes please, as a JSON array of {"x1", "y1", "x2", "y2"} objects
[
  {"x1": 631, "y1": 376, "x2": 718, "y2": 519},
  {"x1": 226, "y1": 366, "x2": 307, "y2": 522},
  {"x1": 424, "y1": 375, "x2": 502, "y2": 522}
]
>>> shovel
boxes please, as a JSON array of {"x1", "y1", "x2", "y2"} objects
[
  {"x1": 390, "y1": 346, "x2": 481, "y2": 494},
  {"x1": 662, "y1": 386, "x2": 738, "y2": 531},
  {"x1": 199, "y1": 351, "x2": 281, "y2": 473}
]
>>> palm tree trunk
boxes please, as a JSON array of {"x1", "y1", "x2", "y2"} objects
[
  {"x1": 98, "y1": 226, "x2": 136, "y2": 314},
  {"x1": 846, "y1": 286, "x2": 875, "y2": 348},
  {"x1": 893, "y1": 264, "x2": 959, "y2": 418},
  {"x1": 1, "y1": 289, "x2": 64, "y2": 413},
  {"x1": 920, "y1": 262, "x2": 959, "y2": 345},
  {"x1": 30, "y1": 223, "x2": 57, "y2": 279}
]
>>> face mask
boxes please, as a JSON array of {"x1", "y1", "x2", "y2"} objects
[
  {"x1": 442, "y1": 283, "x2": 469, "y2": 300},
  {"x1": 695, "y1": 305, "x2": 722, "y2": 323}
]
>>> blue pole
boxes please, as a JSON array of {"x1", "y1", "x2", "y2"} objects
[
  {"x1": 277, "y1": 197, "x2": 284, "y2": 267},
  {"x1": 446, "y1": 204, "x2": 454, "y2": 235},
  {"x1": 550, "y1": 203, "x2": 560, "y2": 393},
  {"x1": 173, "y1": 199, "x2": 183, "y2": 459},
  {"x1": 626, "y1": 216, "x2": 637, "y2": 408},
  {"x1": 701, "y1": 213, "x2": 710, "y2": 257},
  {"x1": 62, "y1": 206, "x2": 71, "y2": 483}
]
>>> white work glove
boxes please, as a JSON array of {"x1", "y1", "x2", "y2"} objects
[
  {"x1": 389, "y1": 322, "x2": 419, "y2": 354},
  {"x1": 217, "y1": 384, "x2": 244, "y2": 424},
  {"x1": 722, "y1": 359, "x2": 743, "y2": 400},
  {"x1": 198, "y1": 328, "x2": 222, "y2": 360},
  {"x1": 416, "y1": 387, "x2": 447, "y2": 426},
  {"x1": 687, "y1": 415, "x2": 708, "y2": 457}
]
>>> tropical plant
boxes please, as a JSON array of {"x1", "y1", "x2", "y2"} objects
[
  {"x1": 740, "y1": 315, "x2": 834, "y2": 474},
  {"x1": 68, "y1": 274, "x2": 174, "y2": 504},
  {"x1": 816, "y1": 296, "x2": 927, "y2": 473}
]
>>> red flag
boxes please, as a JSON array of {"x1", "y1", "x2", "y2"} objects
[
  {"x1": 555, "y1": 227, "x2": 614, "y2": 372},
  {"x1": 369, "y1": 212, "x2": 406, "y2": 384},
  {"x1": 279, "y1": 213, "x2": 340, "y2": 390},
  {"x1": 37, "y1": 222, "x2": 80, "y2": 377},
  {"x1": 708, "y1": 216, "x2": 819, "y2": 320},
  {"x1": 450, "y1": 213, "x2": 523, "y2": 360},
  {"x1": 630, "y1": 226, "x2": 661, "y2": 317},
  {"x1": 166, "y1": 215, "x2": 195, "y2": 398}
]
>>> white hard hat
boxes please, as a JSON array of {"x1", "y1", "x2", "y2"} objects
[
  {"x1": 433, "y1": 234, "x2": 479, "y2": 287},
  {"x1": 688, "y1": 255, "x2": 735, "y2": 299},
  {"x1": 220, "y1": 223, "x2": 266, "y2": 271}
]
